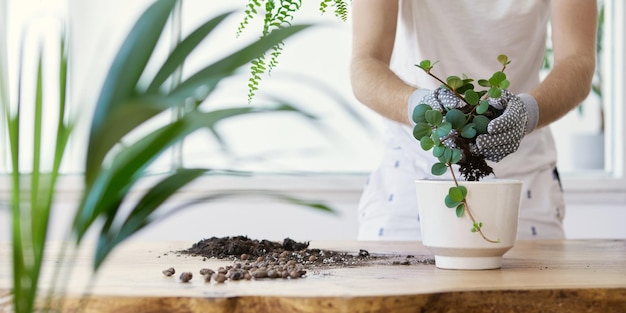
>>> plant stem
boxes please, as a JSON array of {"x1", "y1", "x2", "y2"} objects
[
  {"x1": 425, "y1": 71, "x2": 472, "y2": 107},
  {"x1": 448, "y1": 164, "x2": 500, "y2": 243}
]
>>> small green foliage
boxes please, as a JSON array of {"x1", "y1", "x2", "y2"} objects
[
  {"x1": 461, "y1": 123, "x2": 477, "y2": 139},
  {"x1": 320, "y1": 0, "x2": 351, "y2": 22},
  {"x1": 497, "y1": 54, "x2": 510, "y2": 67},
  {"x1": 464, "y1": 89, "x2": 479, "y2": 105},
  {"x1": 433, "y1": 145, "x2": 445, "y2": 157},
  {"x1": 445, "y1": 195, "x2": 459, "y2": 208},
  {"x1": 489, "y1": 71, "x2": 506, "y2": 86},
  {"x1": 417, "y1": 59, "x2": 438, "y2": 72},
  {"x1": 431, "y1": 162, "x2": 448, "y2": 176},
  {"x1": 425, "y1": 109, "x2": 443, "y2": 125},
  {"x1": 450, "y1": 148, "x2": 462, "y2": 164},
  {"x1": 448, "y1": 186, "x2": 466, "y2": 202},
  {"x1": 476, "y1": 99, "x2": 490, "y2": 114},
  {"x1": 472, "y1": 115, "x2": 490, "y2": 134},
  {"x1": 456, "y1": 203, "x2": 465, "y2": 217},
  {"x1": 471, "y1": 222, "x2": 484, "y2": 233},
  {"x1": 488, "y1": 86, "x2": 502, "y2": 98},
  {"x1": 420, "y1": 136, "x2": 434, "y2": 150},
  {"x1": 446, "y1": 76, "x2": 464, "y2": 91},
  {"x1": 435, "y1": 122, "x2": 452, "y2": 138},
  {"x1": 477, "y1": 79, "x2": 490, "y2": 87},
  {"x1": 446, "y1": 109, "x2": 466, "y2": 130},
  {"x1": 412, "y1": 103, "x2": 432, "y2": 124},
  {"x1": 238, "y1": 0, "x2": 351, "y2": 102},
  {"x1": 413, "y1": 122, "x2": 432, "y2": 139}
]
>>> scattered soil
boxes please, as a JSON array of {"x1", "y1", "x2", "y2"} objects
[
  {"x1": 170, "y1": 236, "x2": 434, "y2": 282},
  {"x1": 178, "y1": 235, "x2": 403, "y2": 269}
]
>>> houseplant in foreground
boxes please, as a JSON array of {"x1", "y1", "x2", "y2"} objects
[
  {"x1": 411, "y1": 55, "x2": 523, "y2": 270},
  {"x1": 4, "y1": 0, "x2": 337, "y2": 311}
]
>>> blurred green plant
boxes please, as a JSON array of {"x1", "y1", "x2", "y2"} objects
[
  {"x1": 237, "y1": 0, "x2": 351, "y2": 102},
  {"x1": 3, "y1": 0, "x2": 336, "y2": 311},
  {"x1": 3, "y1": 20, "x2": 72, "y2": 313},
  {"x1": 411, "y1": 55, "x2": 512, "y2": 243}
]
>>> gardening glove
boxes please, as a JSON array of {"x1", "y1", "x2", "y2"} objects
[{"x1": 473, "y1": 90, "x2": 539, "y2": 162}]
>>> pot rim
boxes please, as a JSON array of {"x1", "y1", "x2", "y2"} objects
[{"x1": 414, "y1": 178, "x2": 523, "y2": 185}]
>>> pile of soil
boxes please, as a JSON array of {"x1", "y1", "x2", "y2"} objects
[
  {"x1": 168, "y1": 236, "x2": 434, "y2": 283},
  {"x1": 178, "y1": 236, "x2": 384, "y2": 269},
  {"x1": 179, "y1": 236, "x2": 436, "y2": 268}
]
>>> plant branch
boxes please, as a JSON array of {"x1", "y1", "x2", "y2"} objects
[
  {"x1": 448, "y1": 163, "x2": 500, "y2": 243},
  {"x1": 425, "y1": 71, "x2": 472, "y2": 107}
]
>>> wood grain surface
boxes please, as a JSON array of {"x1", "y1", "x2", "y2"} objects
[{"x1": 1, "y1": 239, "x2": 625, "y2": 312}]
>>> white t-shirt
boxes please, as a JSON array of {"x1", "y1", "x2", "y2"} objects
[{"x1": 390, "y1": 0, "x2": 557, "y2": 178}]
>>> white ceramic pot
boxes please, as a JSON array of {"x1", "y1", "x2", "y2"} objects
[{"x1": 415, "y1": 179, "x2": 522, "y2": 270}]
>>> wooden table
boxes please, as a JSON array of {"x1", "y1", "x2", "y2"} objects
[{"x1": 1, "y1": 239, "x2": 625, "y2": 312}]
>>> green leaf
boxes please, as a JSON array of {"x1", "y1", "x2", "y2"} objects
[
  {"x1": 500, "y1": 79, "x2": 510, "y2": 89},
  {"x1": 456, "y1": 82, "x2": 474, "y2": 94},
  {"x1": 436, "y1": 122, "x2": 452, "y2": 138},
  {"x1": 477, "y1": 99, "x2": 490, "y2": 115},
  {"x1": 425, "y1": 110, "x2": 443, "y2": 126},
  {"x1": 431, "y1": 131, "x2": 441, "y2": 145},
  {"x1": 456, "y1": 203, "x2": 465, "y2": 217},
  {"x1": 94, "y1": 168, "x2": 208, "y2": 269},
  {"x1": 497, "y1": 54, "x2": 510, "y2": 66},
  {"x1": 446, "y1": 76, "x2": 463, "y2": 90},
  {"x1": 76, "y1": 106, "x2": 296, "y2": 242},
  {"x1": 445, "y1": 109, "x2": 466, "y2": 130},
  {"x1": 432, "y1": 145, "x2": 445, "y2": 157},
  {"x1": 445, "y1": 195, "x2": 459, "y2": 208},
  {"x1": 443, "y1": 147, "x2": 453, "y2": 163},
  {"x1": 472, "y1": 115, "x2": 490, "y2": 134},
  {"x1": 488, "y1": 87, "x2": 502, "y2": 99},
  {"x1": 464, "y1": 90, "x2": 479, "y2": 105},
  {"x1": 412, "y1": 103, "x2": 432, "y2": 124},
  {"x1": 458, "y1": 185, "x2": 468, "y2": 197},
  {"x1": 413, "y1": 122, "x2": 432, "y2": 140},
  {"x1": 489, "y1": 71, "x2": 506, "y2": 86},
  {"x1": 416, "y1": 59, "x2": 438, "y2": 71},
  {"x1": 420, "y1": 136, "x2": 434, "y2": 150},
  {"x1": 431, "y1": 162, "x2": 448, "y2": 176},
  {"x1": 147, "y1": 11, "x2": 234, "y2": 93},
  {"x1": 169, "y1": 24, "x2": 312, "y2": 102},
  {"x1": 86, "y1": 0, "x2": 178, "y2": 185},
  {"x1": 417, "y1": 60, "x2": 431, "y2": 70},
  {"x1": 477, "y1": 79, "x2": 490, "y2": 87},
  {"x1": 451, "y1": 148, "x2": 462, "y2": 164},
  {"x1": 448, "y1": 186, "x2": 466, "y2": 202},
  {"x1": 461, "y1": 123, "x2": 477, "y2": 138}
]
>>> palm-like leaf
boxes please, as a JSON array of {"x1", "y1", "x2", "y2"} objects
[{"x1": 72, "y1": 0, "x2": 317, "y2": 271}]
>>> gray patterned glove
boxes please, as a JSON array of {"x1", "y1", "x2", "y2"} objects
[
  {"x1": 474, "y1": 91, "x2": 539, "y2": 162},
  {"x1": 421, "y1": 87, "x2": 466, "y2": 111},
  {"x1": 408, "y1": 87, "x2": 466, "y2": 124}
]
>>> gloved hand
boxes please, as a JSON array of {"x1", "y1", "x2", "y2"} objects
[
  {"x1": 408, "y1": 87, "x2": 466, "y2": 126},
  {"x1": 473, "y1": 90, "x2": 539, "y2": 162}
]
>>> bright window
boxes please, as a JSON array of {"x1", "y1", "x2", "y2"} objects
[{"x1": 1, "y1": 0, "x2": 625, "y2": 199}]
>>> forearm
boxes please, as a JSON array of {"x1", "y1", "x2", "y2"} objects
[
  {"x1": 350, "y1": 57, "x2": 415, "y2": 125},
  {"x1": 530, "y1": 54, "x2": 595, "y2": 128}
]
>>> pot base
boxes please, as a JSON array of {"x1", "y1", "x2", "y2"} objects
[{"x1": 434, "y1": 255, "x2": 503, "y2": 270}]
